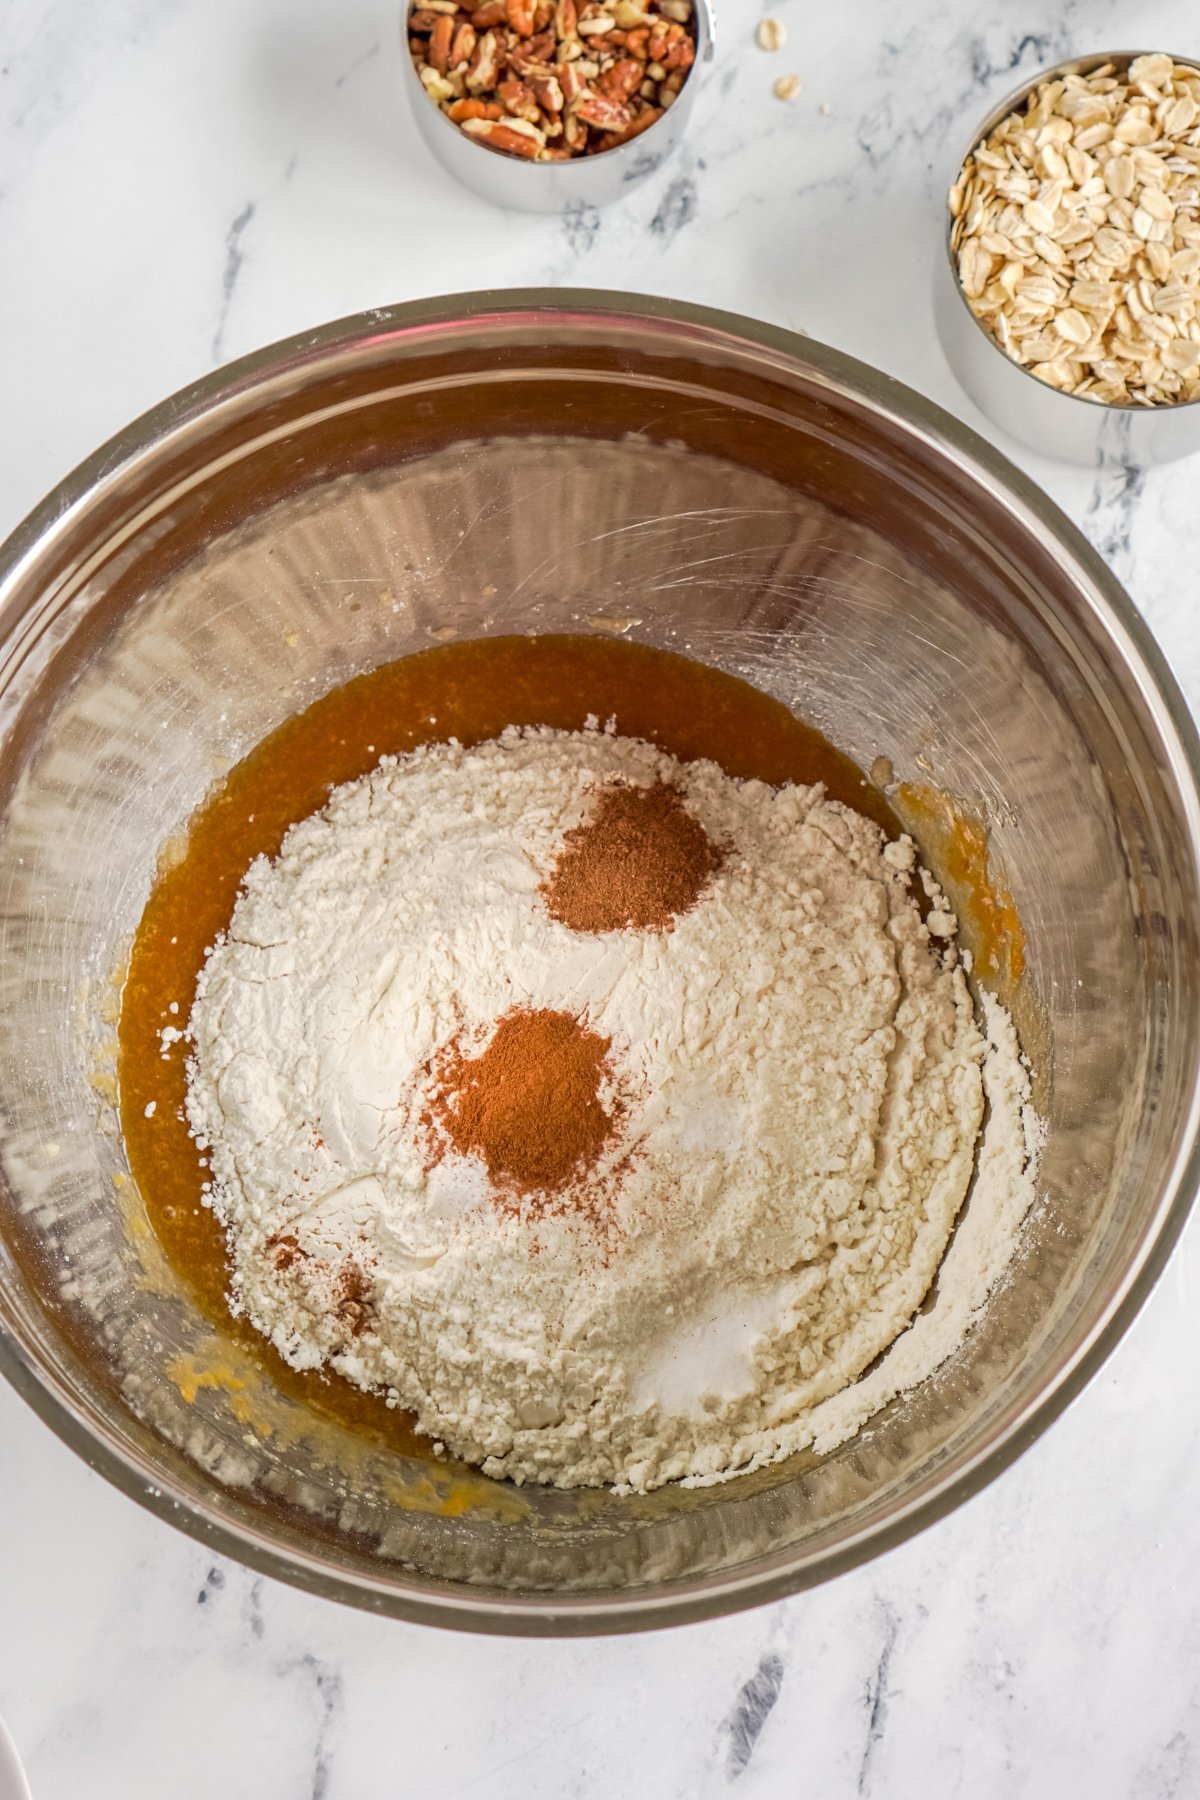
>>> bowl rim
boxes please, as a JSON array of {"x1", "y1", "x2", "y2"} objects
[
  {"x1": 0, "y1": 1714, "x2": 33, "y2": 1800},
  {"x1": 943, "y1": 48, "x2": 1200, "y2": 417},
  {"x1": 2, "y1": 286, "x2": 1200, "y2": 1635}
]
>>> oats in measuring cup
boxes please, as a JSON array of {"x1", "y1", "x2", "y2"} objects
[{"x1": 950, "y1": 55, "x2": 1200, "y2": 405}]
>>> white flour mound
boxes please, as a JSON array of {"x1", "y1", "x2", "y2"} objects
[{"x1": 185, "y1": 725, "x2": 1041, "y2": 1492}]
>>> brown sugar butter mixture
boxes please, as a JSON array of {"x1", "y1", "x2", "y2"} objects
[{"x1": 119, "y1": 635, "x2": 926, "y2": 1450}]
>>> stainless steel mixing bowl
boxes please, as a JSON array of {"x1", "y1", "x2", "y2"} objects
[{"x1": 1, "y1": 291, "x2": 1199, "y2": 1634}]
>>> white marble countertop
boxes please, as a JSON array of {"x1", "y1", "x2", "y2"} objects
[{"x1": 3, "y1": 1, "x2": 1200, "y2": 1795}]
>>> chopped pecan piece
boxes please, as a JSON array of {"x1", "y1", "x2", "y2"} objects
[
  {"x1": 573, "y1": 89, "x2": 632, "y2": 128},
  {"x1": 595, "y1": 101, "x2": 661, "y2": 147},
  {"x1": 447, "y1": 96, "x2": 504, "y2": 119},
  {"x1": 532, "y1": 72, "x2": 566, "y2": 113},
  {"x1": 647, "y1": 19, "x2": 692, "y2": 66},
  {"x1": 506, "y1": 0, "x2": 536, "y2": 33},
  {"x1": 597, "y1": 56, "x2": 643, "y2": 101},
  {"x1": 509, "y1": 51, "x2": 557, "y2": 77},
  {"x1": 449, "y1": 21, "x2": 477, "y2": 62},
  {"x1": 558, "y1": 58, "x2": 586, "y2": 100},
  {"x1": 465, "y1": 27, "x2": 502, "y2": 89},
  {"x1": 428, "y1": 14, "x2": 456, "y2": 72},
  {"x1": 498, "y1": 74, "x2": 542, "y2": 122},
  {"x1": 461, "y1": 116, "x2": 545, "y2": 155},
  {"x1": 420, "y1": 63, "x2": 456, "y2": 99},
  {"x1": 508, "y1": 31, "x2": 556, "y2": 73},
  {"x1": 645, "y1": 20, "x2": 670, "y2": 58}
]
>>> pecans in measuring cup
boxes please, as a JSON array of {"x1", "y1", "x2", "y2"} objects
[{"x1": 408, "y1": 0, "x2": 697, "y2": 160}]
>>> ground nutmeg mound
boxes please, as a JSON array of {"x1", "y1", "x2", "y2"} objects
[{"x1": 542, "y1": 779, "x2": 724, "y2": 932}]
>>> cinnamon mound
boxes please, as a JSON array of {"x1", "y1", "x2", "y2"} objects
[
  {"x1": 542, "y1": 780, "x2": 723, "y2": 933},
  {"x1": 426, "y1": 1006, "x2": 618, "y2": 1194}
]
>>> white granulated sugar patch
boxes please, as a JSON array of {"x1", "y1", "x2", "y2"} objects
[{"x1": 185, "y1": 725, "x2": 1041, "y2": 1492}]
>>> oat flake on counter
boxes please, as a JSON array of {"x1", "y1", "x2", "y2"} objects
[{"x1": 185, "y1": 725, "x2": 1041, "y2": 1492}]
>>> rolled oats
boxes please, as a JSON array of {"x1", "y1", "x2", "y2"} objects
[
  {"x1": 951, "y1": 56, "x2": 1200, "y2": 404},
  {"x1": 755, "y1": 17, "x2": 787, "y2": 51}
]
